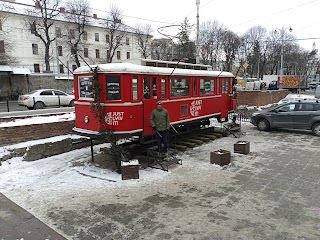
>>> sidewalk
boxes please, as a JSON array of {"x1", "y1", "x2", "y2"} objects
[{"x1": 0, "y1": 193, "x2": 66, "y2": 240}]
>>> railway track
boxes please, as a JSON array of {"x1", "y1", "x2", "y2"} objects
[{"x1": 97, "y1": 126, "x2": 232, "y2": 171}]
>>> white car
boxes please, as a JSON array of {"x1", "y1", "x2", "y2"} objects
[
  {"x1": 277, "y1": 94, "x2": 316, "y2": 105},
  {"x1": 18, "y1": 89, "x2": 75, "y2": 110}
]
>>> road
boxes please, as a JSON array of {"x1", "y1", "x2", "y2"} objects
[{"x1": 0, "y1": 101, "x2": 74, "y2": 117}]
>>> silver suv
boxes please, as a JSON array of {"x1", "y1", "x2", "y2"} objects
[{"x1": 251, "y1": 100, "x2": 320, "y2": 136}]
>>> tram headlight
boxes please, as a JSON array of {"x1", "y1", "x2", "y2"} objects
[{"x1": 84, "y1": 116, "x2": 89, "y2": 124}]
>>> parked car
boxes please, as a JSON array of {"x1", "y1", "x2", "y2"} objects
[
  {"x1": 277, "y1": 94, "x2": 317, "y2": 105},
  {"x1": 18, "y1": 89, "x2": 74, "y2": 110},
  {"x1": 251, "y1": 100, "x2": 320, "y2": 136},
  {"x1": 307, "y1": 82, "x2": 320, "y2": 90}
]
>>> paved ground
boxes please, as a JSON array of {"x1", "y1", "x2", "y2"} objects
[
  {"x1": 1, "y1": 123, "x2": 320, "y2": 239},
  {"x1": 0, "y1": 193, "x2": 66, "y2": 240}
]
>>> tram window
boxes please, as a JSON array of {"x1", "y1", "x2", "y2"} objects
[
  {"x1": 161, "y1": 78, "x2": 166, "y2": 98},
  {"x1": 193, "y1": 78, "x2": 197, "y2": 96},
  {"x1": 222, "y1": 79, "x2": 229, "y2": 93},
  {"x1": 200, "y1": 78, "x2": 214, "y2": 95},
  {"x1": 106, "y1": 76, "x2": 121, "y2": 100},
  {"x1": 152, "y1": 77, "x2": 157, "y2": 98},
  {"x1": 143, "y1": 77, "x2": 150, "y2": 99},
  {"x1": 79, "y1": 76, "x2": 94, "y2": 99},
  {"x1": 132, "y1": 76, "x2": 138, "y2": 100},
  {"x1": 170, "y1": 78, "x2": 190, "y2": 97}
]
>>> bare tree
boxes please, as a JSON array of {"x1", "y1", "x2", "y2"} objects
[
  {"x1": 134, "y1": 23, "x2": 152, "y2": 59},
  {"x1": 64, "y1": 0, "x2": 90, "y2": 67},
  {"x1": 241, "y1": 26, "x2": 267, "y2": 77},
  {"x1": 221, "y1": 30, "x2": 240, "y2": 72},
  {"x1": 150, "y1": 38, "x2": 175, "y2": 60},
  {"x1": 0, "y1": 11, "x2": 18, "y2": 65},
  {"x1": 104, "y1": 5, "x2": 126, "y2": 63},
  {"x1": 199, "y1": 20, "x2": 225, "y2": 67},
  {"x1": 176, "y1": 17, "x2": 196, "y2": 61},
  {"x1": 26, "y1": 0, "x2": 60, "y2": 72}
]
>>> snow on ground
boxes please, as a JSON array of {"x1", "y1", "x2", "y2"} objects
[{"x1": 0, "y1": 112, "x2": 75, "y2": 127}]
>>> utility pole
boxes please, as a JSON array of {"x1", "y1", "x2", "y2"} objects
[{"x1": 196, "y1": 0, "x2": 200, "y2": 64}]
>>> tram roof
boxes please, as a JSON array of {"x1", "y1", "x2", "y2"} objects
[{"x1": 74, "y1": 63, "x2": 234, "y2": 78}]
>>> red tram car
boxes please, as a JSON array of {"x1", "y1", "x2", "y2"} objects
[{"x1": 73, "y1": 60, "x2": 236, "y2": 142}]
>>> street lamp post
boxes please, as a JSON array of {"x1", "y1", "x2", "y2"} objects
[
  {"x1": 196, "y1": 0, "x2": 200, "y2": 64},
  {"x1": 275, "y1": 27, "x2": 292, "y2": 90}
]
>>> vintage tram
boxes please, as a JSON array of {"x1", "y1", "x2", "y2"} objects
[{"x1": 73, "y1": 60, "x2": 236, "y2": 142}]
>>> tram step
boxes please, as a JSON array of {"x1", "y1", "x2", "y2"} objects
[
  {"x1": 176, "y1": 141, "x2": 197, "y2": 148},
  {"x1": 193, "y1": 136, "x2": 211, "y2": 142},
  {"x1": 170, "y1": 144, "x2": 188, "y2": 151},
  {"x1": 186, "y1": 139, "x2": 204, "y2": 145},
  {"x1": 199, "y1": 134, "x2": 218, "y2": 140}
]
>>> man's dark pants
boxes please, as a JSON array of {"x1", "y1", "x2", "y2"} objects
[{"x1": 156, "y1": 130, "x2": 168, "y2": 154}]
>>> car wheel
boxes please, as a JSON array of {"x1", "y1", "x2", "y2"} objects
[
  {"x1": 257, "y1": 119, "x2": 270, "y2": 131},
  {"x1": 69, "y1": 99, "x2": 75, "y2": 107},
  {"x1": 34, "y1": 101, "x2": 45, "y2": 110},
  {"x1": 312, "y1": 123, "x2": 320, "y2": 136}
]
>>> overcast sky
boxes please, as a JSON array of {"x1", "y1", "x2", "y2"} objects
[
  {"x1": 16, "y1": 0, "x2": 320, "y2": 51},
  {"x1": 90, "y1": 0, "x2": 320, "y2": 51}
]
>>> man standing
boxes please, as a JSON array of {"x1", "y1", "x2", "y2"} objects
[{"x1": 150, "y1": 100, "x2": 170, "y2": 157}]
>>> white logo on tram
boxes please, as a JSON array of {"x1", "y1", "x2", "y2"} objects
[
  {"x1": 190, "y1": 100, "x2": 202, "y2": 117},
  {"x1": 105, "y1": 112, "x2": 124, "y2": 126}
]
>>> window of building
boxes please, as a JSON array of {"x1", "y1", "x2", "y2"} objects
[
  {"x1": 79, "y1": 76, "x2": 94, "y2": 99},
  {"x1": 56, "y1": 27, "x2": 62, "y2": 38},
  {"x1": 30, "y1": 22, "x2": 36, "y2": 34},
  {"x1": 58, "y1": 46, "x2": 63, "y2": 56},
  {"x1": 71, "y1": 47, "x2": 77, "y2": 55},
  {"x1": 69, "y1": 29, "x2": 75, "y2": 39},
  {"x1": 0, "y1": 20, "x2": 3, "y2": 31},
  {"x1": 106, "y1": 34, "x2": 110, "y2": 43},
  {"x1": 95, "y1": 33, "x2": 99, "y2": 41},
  {"x1": 126, "y1": 52, "x2": 130, "y2": 59},
  {"x1": 170, "y1": 78, "x2": 190, "y2": 97},
  {"x1": 126, "y1": 37, "x2": 129, "y2": 45},
  {"x1": 84, "y1": 48, "x2": 88, "y2": 58},
  {"x1": 34, "y1": 64, "x2": 40, "y2": 73},
  {"x1": 106, "y1": 76, "x2": 121, "y2": 100},
  {"x1": 83, "y1": 31, "x2": 87, "y2": 40},
  {"x1": 95, "y1": 49, "x2": 100, "y2": 58},
  {"x1": 59, "y1": 64, "x2": 64, "y2": 73},
  {"x1": 72, "y1": 65, "x2": 77, "y2": 71},
  {"x1": 132, "y1": 76, "x2": 138, "y2": 100},
  {"x1": 117, "y1": 51, "x2": 121, "y2": 60},
  {"x1": 116, "y1": 36, "x2": 120, "y2": 44},
  {"x1": 107, "y1": 50, "x2": 110, "y2": 60},
  {"x1": 200, "y1": 78, "x2": 214, "y2": 95},
  {"x1": 32, "y1": 44, "x2": 38, "y2": 55},
  {"x1": 0, "y1": 40, "x2": 4, "y2": 53}
]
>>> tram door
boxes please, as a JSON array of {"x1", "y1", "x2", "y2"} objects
[{"x1": 143, "y1": 76, "x2": 160, "y2": 135}]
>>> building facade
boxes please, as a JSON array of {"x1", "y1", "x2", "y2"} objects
[{"x1": 0, "y1": 1, "x2": 146, "y2": 76}]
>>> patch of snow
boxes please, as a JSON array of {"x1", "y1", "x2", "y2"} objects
[{"x1": 0, "y1": 112, "x2": 75, "y2": 128}]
